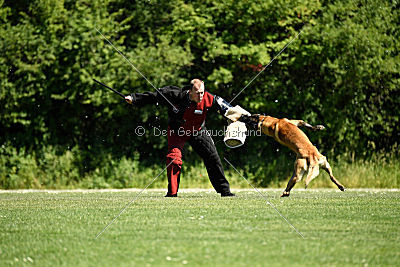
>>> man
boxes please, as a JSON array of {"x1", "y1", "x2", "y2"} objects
[{"x1": 125, "y1": 79, "x2": 235, "y2": 197}]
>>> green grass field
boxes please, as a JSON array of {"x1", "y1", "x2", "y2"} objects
[{"x1": 1, "y1": 189, "x2": 399, "y2": 266}]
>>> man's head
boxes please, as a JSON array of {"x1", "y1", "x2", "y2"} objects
[{"x1": 188, "y1": 79, "x2": 205, "y2": 103}]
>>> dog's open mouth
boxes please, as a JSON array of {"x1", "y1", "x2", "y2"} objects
[{"x1": 238, "y1": 114, "x2": 259, "y2": 129}]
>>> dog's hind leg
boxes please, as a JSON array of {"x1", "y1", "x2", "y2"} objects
[
  {"x1": 281, "y1": 158, "x2": 307, "y2": 197},
  {"x1": 288, "y1": 120, "x2": 325, "y2": 131},
  {"x1": 320, "y1": 157, "x2": 345, "y2": 191}
]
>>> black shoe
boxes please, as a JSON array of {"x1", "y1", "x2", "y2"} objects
[
  {"x1": 221, "y1": 192, "x2": 235, "y2": 197},
  {"x1": 165, "y1": 193, "x2": 177, "y2": 197}
]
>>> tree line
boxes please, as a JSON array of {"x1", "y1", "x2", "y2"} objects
[{"x1": 1, "y1": 0, "x2": 399, "y2": 187}]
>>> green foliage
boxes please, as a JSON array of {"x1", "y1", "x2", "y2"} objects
[
  {"x1": 0, "y1": 144, "x2": 78, "y2": 188},
  {"x1": 1, "y1": 0, "x2": 399, "y2": 188},
  {"x1": 0, "y1": 144, "x2": 398, "y2": 189},
  {"x1": 0, "y1": 144, "x2": 167, "y2": 189}
]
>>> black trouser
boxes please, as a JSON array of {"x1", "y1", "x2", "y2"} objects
[{"x1": 188, "y1": 127, "x2": 231, "y2": 194}]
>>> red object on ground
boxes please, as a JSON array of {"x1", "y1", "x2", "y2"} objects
[{"x1": 166, "y1": 92, "x2": 214, "y2": 195}]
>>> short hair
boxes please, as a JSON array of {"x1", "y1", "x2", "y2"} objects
[{"x1": 190, "y1": 79, "x2": 204, "y2": 91}]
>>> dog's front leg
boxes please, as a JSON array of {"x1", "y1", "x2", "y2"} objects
[{"x1": 281, "y1": 171, "x2": 295, "y2": 197}]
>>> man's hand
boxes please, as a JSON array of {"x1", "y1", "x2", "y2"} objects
[{"x1": 125, "y1": 95, "x2": 133, "y2": 104}]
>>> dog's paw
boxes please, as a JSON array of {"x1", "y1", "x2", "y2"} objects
[
  {"x1": 280, "y1": 192, "x2": 290, "y2": 197},
  {"x1": 339, "y1": 186, "x2": 346, "y2": 192},
  {"x1": 315, "y1": 125, "x2": 325, "y2": 131}
]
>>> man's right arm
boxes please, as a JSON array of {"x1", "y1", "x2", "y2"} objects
[
  {"x1": 125, "y1": 86, "x2": 178, "y2": 106},
  {"x1": 125, "y1": 91, "x2": 159, "y2": 105}
]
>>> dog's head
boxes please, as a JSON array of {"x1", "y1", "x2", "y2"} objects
[{"x1": 238, "y1": 114, "x2": 260, "y2": 129}]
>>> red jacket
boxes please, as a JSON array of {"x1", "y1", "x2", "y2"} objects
[{"x1": 130, "y1": 85, "x2": 231, "y2": 132}]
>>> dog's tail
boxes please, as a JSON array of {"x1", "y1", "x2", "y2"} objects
[{"x1": 304, "y1": 153, "x2": 317, "y2": 170}]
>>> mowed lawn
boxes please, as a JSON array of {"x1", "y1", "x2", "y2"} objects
[{"x1": 0, "y1": 189, "x2": 399, "y2": 266}]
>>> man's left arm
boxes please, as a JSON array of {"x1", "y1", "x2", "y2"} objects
[
  {"x1": 212, "y1": 95, "x2": 232, "y2": 117},
  {"x1": 211, "y1": 95, "x2": 251, "y2": 122}
]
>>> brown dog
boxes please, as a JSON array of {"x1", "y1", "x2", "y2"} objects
[{"x1": 239, "y1": 114, "x2": 345, "y2": 197}]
